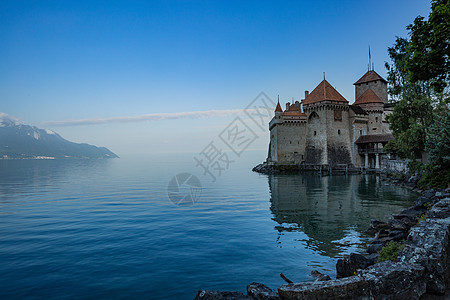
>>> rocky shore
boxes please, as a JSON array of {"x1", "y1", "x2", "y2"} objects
[
  {"x1": 194, "y1": 188, "x2": 450, "y2": 300},
  {"x1": 252, "y1": 161, "x2": 374, "y2": 175}
]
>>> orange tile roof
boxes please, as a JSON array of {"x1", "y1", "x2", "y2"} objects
[
  {"x1": 302, "y1": 80, "x2": 348, "y2": 105},
  {"x1": 282, "y1": 110, "x2": 306, "y2": 117},
  {"x1": 354, "y1": 70, "x2": 387, "y2": 85},
  {"x1": 282, "y1": 102, "x2": 306, "y2": 116},
  {"x1": 354, "y1": 89, "x2": 384, "y2": 105},
  {"x1": 275, "y1": 102, "x2": 283, "y2": 112}
]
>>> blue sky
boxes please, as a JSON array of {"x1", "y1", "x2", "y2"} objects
[{"x1": 1, "y1": 0, "x2": 432, "y2": 156}]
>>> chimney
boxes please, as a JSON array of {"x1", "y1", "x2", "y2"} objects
[
  {"x1": 305, "y1": 91, "x2": 309, "y2": 98},
  {"x1": 286, "y1": 102, "x2": 290, "y2": 110}
]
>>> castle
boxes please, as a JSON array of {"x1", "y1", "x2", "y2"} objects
[{"x1": 267, "y1": 68, "x2": 394, "y2": 169}]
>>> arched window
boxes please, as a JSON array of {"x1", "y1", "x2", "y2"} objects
[{"x1": 308, "y1": 112, "x2": 319, "y2": 121}]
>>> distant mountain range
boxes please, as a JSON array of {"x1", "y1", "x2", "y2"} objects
[{"x1": 0, "y1": 113, "x2": 118, "y2": 159}]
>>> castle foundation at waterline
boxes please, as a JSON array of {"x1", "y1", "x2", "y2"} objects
[{"x1": 259, "y1": 68, "x2": 395, "y2": 172}]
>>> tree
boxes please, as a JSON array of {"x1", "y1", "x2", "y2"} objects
[
  {"x1": 407, "y1": 0, "x2": 450, "y2": 94},
  {"x1": 385, "y1": 0, "x2": 450, "y2": 188},
  {"x1": 385, "y1": 1, "x2": 450, "y2": 160},
  {"x1": 384, "y1": 37, "x2": 434, "y2": 159},
  {"x1": 386, "y1": 92, "x2": 434, "y2": 159},
  {"x1": 426, "y1": 108, "x2": 450, "y2": 166},
  {"x1": 384, "y1": 37, "x2": 412, "y2": 101}
]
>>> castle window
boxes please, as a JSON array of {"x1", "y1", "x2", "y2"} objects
[
  {"x1": 373, "y1": 128, "x2": 377, "y2": 131},
  {"x1": 375, "y1": 117, "x2": 378, "y2": 122},
  {"x1": 308, "y1": 112, "x2": 319, "y2": 121},
  {"x1": 360, "y1": 130, "x2": 362, "y2": 135},
  {"x1": 314, "y1": 131, "x2": 317, "y2": 136},
  {"x1": 302, "y1": 155, "x2": 304, "y2": 159},
  {"x1": 334, "y1": 109, "x2": 342, "y2": 121},
  {"x1": 290, "y1": 141, "x2": 292, "y2": 144},
  {"x1": 338, "y1": 129, "x2": 341, "y2": 135}
]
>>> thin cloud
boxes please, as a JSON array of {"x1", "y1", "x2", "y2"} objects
[{"x1": 40, "y1": 109, "x2": 247, "y2": 127}]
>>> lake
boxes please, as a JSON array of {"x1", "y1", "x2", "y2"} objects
[{"x1": 0, "y1": 153, "x2": 416, "y2": 299}]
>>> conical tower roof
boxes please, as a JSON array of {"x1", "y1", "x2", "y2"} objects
[
  {"x1": 275, "y1": 101, "x2": 283, "y2": 112},
  {"x1": 302, "y1": 80, "x2": 348, "y2": 105},
  {"x1": 354, "y1": 89, "x2": 383, "y2": 105},
  {"x1": 354, "y1": 70, "x2": 387, "y2": 85}
]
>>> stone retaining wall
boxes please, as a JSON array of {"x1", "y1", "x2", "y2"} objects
[{"x1": 381, "y1": 158, "x2": 409, "y2": 173}]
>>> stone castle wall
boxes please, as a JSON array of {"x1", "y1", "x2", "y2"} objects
[
  {"x1": 305, "y1": 110, "x2": 327, "y2": 165},
  {"x1": 325, "y1": 106, "x2": 352, "y2": 166},
  {"x1": 355, "y1": 80, "x2": 388, "y2": 103},
  {"x1": 269, "y1": 125, "x2": 278, "y2": 162},
  {"x1": 361, "y1": 107, "x2": 383, "y2": 135},
  {"x1": 348, "y1": 111, "x2": 368, "y2": 167},
  {"x1": 274, "y1": 121, "x2": 307, "y2": 164}
]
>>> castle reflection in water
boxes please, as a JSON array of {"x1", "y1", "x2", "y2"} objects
[{"x1": 268, "y1": 173, "x2": 415, "y2": 257}]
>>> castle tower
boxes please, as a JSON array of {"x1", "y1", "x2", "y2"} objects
[
  {"x1": 268, "y1": 99, "x2": 307, "y2": 164},
  {"x1": 353, "y1": 89, "x2": 384, "y2": 134},
  {"x1": 302, "y1": 80, "x2": 352, "y2": 167},
  {"x1": 353, "y1": 70, "x2": 388, "y2": 103},
  {"x1": 352, "y1": 68, "x2": 393, "y2": 169}
]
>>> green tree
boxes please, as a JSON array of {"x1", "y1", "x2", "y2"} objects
[
  {"x1": 426, "y1": 108, "x2": 450, "y2": 166},
  {"x1": 385, "y1": 37, "x2": 413, "y2": 101},
  {"x1": 385, "y1": 1, "x2": 450, "y2": 160},
  {"x1": 408, "y1": 0, "x2": 450, "y2": 93},
  {"x1": 385, "y1": 0, "x2": 450, "y2": 188},
  {"x1": 385, "y1": 37, "x2": 434, "y2": 159},
  {"x1": 386, "y1": 92, "x2": 434, "y2": 159}
]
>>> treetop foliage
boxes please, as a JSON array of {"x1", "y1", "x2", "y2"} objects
[
  {"x1": 385, "y1": 0, "x2": 449, "y2": 165},
  {"x1": 408, "y1": 0, "x2": 450, "y2": 94}
]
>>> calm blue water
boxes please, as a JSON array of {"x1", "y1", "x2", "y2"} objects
[{"x1": 0, "y1": 153, "x2": 416, "y2": 299}]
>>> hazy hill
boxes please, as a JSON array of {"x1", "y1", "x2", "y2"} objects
[{"x1": 0, "y1": 113, "x2": 118, "y2": 159}]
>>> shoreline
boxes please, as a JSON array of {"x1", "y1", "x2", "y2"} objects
[
  {"x1": 194, "y1": 172, "x2": 450, "y2": 299},
  {"x1": 252, "y1": 161, "x2": 382, "y2": 176}
]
